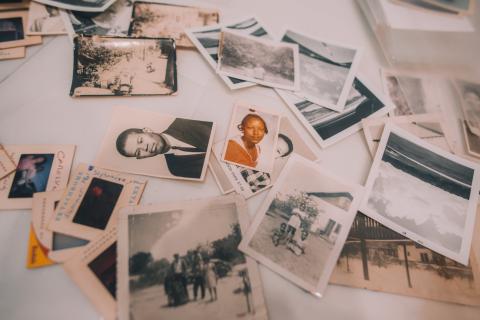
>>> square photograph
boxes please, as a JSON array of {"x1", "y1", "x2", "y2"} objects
[
  {"x1": 33, "y1": 0, "x2": 117, "y2": 12},
  {"x1": 217, "y1": 29, "x2": 300, "y2": 91},
  {"x1": 95, "y1": 106, "x2": 215, "y2": 181},
  {"x1": 361, "y1": 123, "x2": 480, "y2": 265},
  {"x1": 239, "y1": 155, "x2": 362, "y2": 295},
  {"x1": 70, "y1": 35, "x2": 177, "y2": 97},
  {"x1": 27, "y1": 2, "x2": 66, "y2": 35},
  {"x1": 128, "y1": 1, "x2": 219, "y2": 48},
  {"x1": 281, "y1": 29, "x2": 362, "y2": 112},
  {"x1": 117, "y1": 196, "x2": 268, "y2": 320}
]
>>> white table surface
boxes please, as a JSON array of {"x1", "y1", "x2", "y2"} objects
[{"x1": 0, "y1": 0, "x2": 479, "y2": 319}]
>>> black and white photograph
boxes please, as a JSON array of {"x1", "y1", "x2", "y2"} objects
[
  {"x1": 0, "y1": 11, "x2": 41, "y2": 50},
  {"x1": 277, "y1": 76, "x2": 391, "y2": 148},
  {"x1": 186, "y1": 16, "x2": 271, "y2": 90},
  {"x1": 210, "y1": 118, "x2": 318, "y2": 198},
  {"x1": 70, "y1": 35, "x2": 177, "y2": 97},
  {"x1": 239, "y1": 154, "x2": 362, "y2": 296},
  {"x1": 117, "y1": 195, "x2": 268, "y2": 320},
  {"x1": 462, "y1": 120, "x2": 480, "y2": 158},
  {"x1": 281, "y1": 29, "x2": 362, "y2": 112},
  {"x1": 128, "y1": 1, "x2": 219, "y2": 48},
  {"x1": 454, "y1": 79, "x2": 480, "y2": 137},
  {"x1": 95, "y1": 106, "x2": 215, "y2": 181},
  {"x1": 217, "y1": 29, "x2": 300, "y2": 91},
  {"x1": 27, "y1": 2, "x2": 66, "y2": 35},
  {"x1": 360, "y1": 123, "x2": 480, "y2": 265},
  {"x1": 61, "y1": 0, "x2": 133, "y2": 38},
  {"x1": 0, "y1": 15, "x2": 24, "y2": 42},
  {"x1": 331, "y1": 212, "x2": 480, "y2": 306},
  {"x1": 33, "y1": 0, "x2": 117, "y2": 12}
]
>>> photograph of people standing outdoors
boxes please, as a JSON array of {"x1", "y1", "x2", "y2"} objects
[{"x1": 118, "y1": 196, "x2": 268, "y2": 320}]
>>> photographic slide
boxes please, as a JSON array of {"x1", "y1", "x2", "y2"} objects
[{"x1": 0, "y1": 11, "x2": 42, "y2": 49}]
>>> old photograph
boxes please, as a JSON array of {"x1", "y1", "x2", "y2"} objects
[
  {"x1": 217, "y1": 29, "x2": 300, "y2": 91},
  {"x1": 0, "y1": 11, "x2": 42, "y2": 49},
  {"x1": 129, "y1": 1, "x2": 219, "y2": 48},
  {"x1": 462, "y1": 120, "x2": 480, "y2": 158},
  {"x1": 0, "y1": 145, "x2": 75, "y2": 210},
  {"x1": 222, "y1": 103, "x2": 281, "y2": 174},
  {"x1": 61, "y1": 0, "x2": 133, "y2": 38},
  {"x1": 186, "y1": 16, "x2": 271, "y2": 90},
  {"x1": 361, "y1": 123, "x2": 480, "y2": 265},
  {"x1": 240, "y1": 154, "x2": 362, "y2": 296},
  {"x1": 277, "y1": 76, "x2": 392, "y2": 148},
  {"x1": 27, "y1": 2, "x2": 66, "y2": 35},
  {"x1": 70, "y1": 35, "x2": 177, "y2": 97},
  {"x1": 48, "y1": 164, "x2": 146, "y2": 242},
  {"x1": 33, "y1": 0, "x2": 117, "y2": 12},
  {"x1": 211, "y1": 118, "x2": 318, "y2": 198},
  {"x1": 117, "y1": 195, "x2": 268, "y2": 320},
  {"x1": 95, "y1": 106, "x2": 215, "y2": 181},
  {"x1": 0, "y1": 144, "x2": 16, "y2": 180},
  {"x1": 281, "y1": 29, "x2": 362, "y2": 112},
  {"x1": 454, "y1": 79, "x2": 480, "y2": 137},
  {"x1": 63, "y1": 228, "x2": 117, "y2": 320},
  {"x1": 331, "y1": 212, "x2": 480, "y2": 306},
  {"x1": 362, "y1": 113, "x2": 453, "y2": 157}
]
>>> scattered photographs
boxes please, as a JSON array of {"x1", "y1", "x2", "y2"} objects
[
  {"x1": 0, "y1": 144, "x2": 16, "y2": 180},
  {"x1": 48, "y1": 164, "x2": 146, "y2": 241},
  {"x1": 70, "y1": 35, "x2": 177, "y2": 97},
  {"x1": 33, "y1": 0, "x2": 117, "y2": 12},
  {"x1": 331, "y1": 212, "x2": 480, "y2": 307},
  {"x1": 95, "y1": 106, "x2": 215, "y2": 181},
  {"x1": 362, "y1": 113, "x2": 453, "y2": 157},
  {"x1": 277, "y1": 77, "x2": 392, "y2": 148},
  {"x1": 0, "y1": 145, "x2": 75, "y2": 210},
  {"x1": 239, "y1": 154, "x2": 363, "y2": 296},
  {"x1": 211, "y1": 118, "x2": 318, "y2": 198},
  {"x1": 462, "y1": 120, "x2": 480, "y2": 158},
  {"x1": 128, "y1": 1, "x2": 219, "y2": 48},
  {"x1": 281, "y1": 29, "x2": 362, "y2": 112},
  {"x1": 61, "y1": 0, "x2": 133, "y2": 38},
  {"x1": 0, "y1": 46, "x2": 25, "y2": 60},
  {"x1": 454, "y1": 79, "x2": 480, "y2": 137},
  {"x1": 186, "y1": 16, "x2": 271, "y2": 90},
  {"x1": 0, "y1": 0, "x2": 30, "y2": 11},
  {"x1": 222, "y1": 103, "x2": 281, "y2": 174},
  {"x1": 0, "y1": 11, "x2": 42, "y2": 50},
  {"x1": 217, "y1": 29, "x2": 300, "y2": 91},
  {"x1": 360, "y1": 123, "x2": 480, "y2": 265},
  {"x1": 27, "y1": 2, "x2": 66, "y2": 35},
  {"x1": 117, "y1": 195, "x2": 268, "y2": 320},
  {"x1": 63, "y1": 228, "x2": 117, "y2": 320}
]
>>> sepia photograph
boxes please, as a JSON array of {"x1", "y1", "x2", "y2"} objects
[
  {"x1": 211, "y1": 118, "x2": 318, "y2": 198},
  {"x1": 240, "y1": 154, "x2": 362, "y2": 296},
  {"x1": 331, "y1": 212, "x2": 480, "y2": 306},
  {"x1": 33, "y1": 0, "x2": 117, "y2": 12},
  {"x1": 63, "y1": 228, "x2": 117, "y2": 320},
  {"x1": 117, "y1": 195, "x2": 268, "y2": 320},
  {"x1": 281, "y1": 29, "x2": 362, "y2": 112},
  {"x1": 361, "y1": 113, "x2": 453, "y2": 157},
  {"x1": 48, "y1": 164, "x2": 146, "y2": 242},
  {"x1": 0, "y1": 11, "x2": 42, "y2": 49},
  {"x1": 61, "y1": 0, "x2": 133, "y2": 38},
  {"x1": 222, "y1": 103, "x2": 281, "y2": 174},
  {"x1": 462, "y1": 120, "x2": 480, "y2": 158},
  {"x1": 129, "y1": 1, "x2": 219, "y2": 48},
  {"x1": 277, "y1": 76, "x2": 392, "y2": 148},
  {"x1": 27, "y1": 2, "x2": 66, "y2": 35},
  {"x1": 70, "y1": 35, "x2": 177, "y2": 96},
  {"x1": 0, "y1": 144, "x2": 16, "y2": 180},
  {"x1": 361, "y1": 123, "x2": 480, "y2": 265},
  {"x1": 186, "y1": 16, "x2": 271, "y2": 90},
  {"x1": 95, "y1": 107, "x2": 215, "y2": 181},
  {"x1": 0, "y1": 144, "x2": 75, "y2": 210},
  {"x1": 217, "y1": 29, "x2": 300, "y2": 91},
  {"x1": 454, "y1": 79, "x2": 480, "y2": 137}
]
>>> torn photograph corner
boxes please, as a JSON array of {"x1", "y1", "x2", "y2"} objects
[
  {"x1": 239, "y1": 154, "x2": 363, "y2": 296},
  {"x1": 116, "y1": 195, "x2": 269, "y2": 320},
  {"x1": 360, "y1": 123, "x2": 480, "y2": 265},
  {"x1": 70, "y1": 35, "x2": 177, "y2": 97},
  {"x1": 27, "y1": 2, "x2": 66, "y2": 36},
  {"x1": 33, "y1": 0, "x2": 118, "y2": 13},
  {"x1": 0, "y1": 10, "x2": 42, "y2": 50}
]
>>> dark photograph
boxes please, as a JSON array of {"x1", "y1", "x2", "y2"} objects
[
  {"x1": 88, "y1": 242, "x2": 117, "y2": 298},
  {"x1": 70, "y1": 35, "x2": 177, "y2": 96},
  {"x1": 52, "y1": 232, "x2": 89, "y2": 251},
  {"x1": 8, "y1": 153, "x2": 54, "y2": 199},
  {"x1": 0, "y1": 17, "x2": 24, "y2": 42},
  {"x1": 72, "y1": 177, "x2": 123, "y2": 230}
]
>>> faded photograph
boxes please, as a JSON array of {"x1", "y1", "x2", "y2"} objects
[
  {"x1": 0, "y1": 16, "x2": 24, "y2": 42},
  {"x1": 384, "y1": 73, "x2": 427, "y2": 116},
  {"x1": 462, "y1": 120, "x2": 480, "y2": 158},
  {"x1": 331, "y1": 212, "x2": 480, "y2": 306},
  {"x1": 218, "y1": 30, "x2": 298, "y2": 90},
  {"x1": 129, "y1": 2, "x2": 219, "y2": 48},
  {"x1": 455, "y1": 79, "x2": 480, "y2": 137},
  {"x1": 8, "y1": 154, "x2": 54, "y2": 199},
  {"x1": 28, "y1": 2, "x2": 66, "y2": 35},
  {"x1": 64, "y1": 0, "x2": 133, "y2": 36},
  {"x1": 281, "y1": 30, "x2": 359, "y2": 111},
  {"x1": 70, "y1": 36, "x2": 177, "y2": 96}
]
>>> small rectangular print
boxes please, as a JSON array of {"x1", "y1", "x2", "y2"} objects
[{"x1": 27, "y1": 2, "x2": 66, "y2": 35}]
